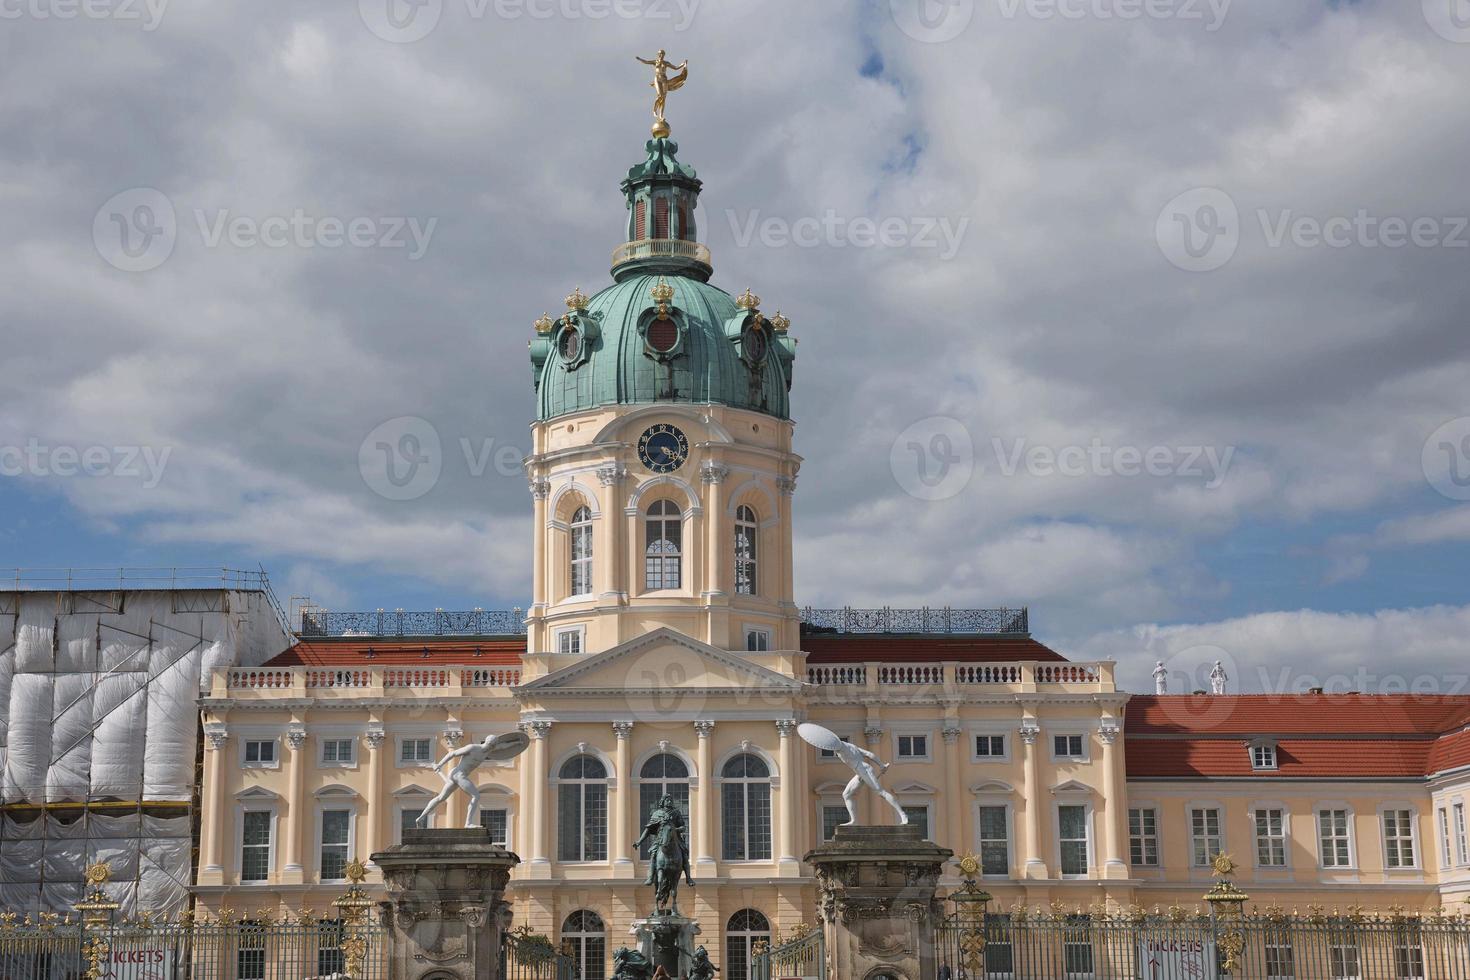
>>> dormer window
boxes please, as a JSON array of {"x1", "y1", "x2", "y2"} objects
[{"x1": 1249, "y1": 741, "x2": 1278, "y2": 771}]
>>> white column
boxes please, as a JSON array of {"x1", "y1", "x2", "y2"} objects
[
  {"x1": 1099, "y1": 721, "x2": 1127, "y2": 878},
  {"x1": 943, "y1": 725, "x2": 964, "y2": 852},
  {"x1": 1020, "y1": 722, "x2": 1045, "y2": 878},
  {"x1": 364, "y1": 724, "x2": 386, "y2": 867},
  {"x1": 613, "y1": 721, "x2": 635, "y2": 873},
  {"x1": 281, "y1": 723, "x2": 308, "y2": 883},
  {"x1": 199, "y1": 725, "x2": 228, "y2": 885},
  {"x1": 776, "y1": 720, "x2": 798, "y2": 869},
  {"x1": 527, "y1": 721, "x2": 552, "y2": 870},
  {"x1": 694, "y1": 720, "x2": 716, "y2": 869}
]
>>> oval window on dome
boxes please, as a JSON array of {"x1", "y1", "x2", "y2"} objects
[
  {"x1": 647, "y1": 318, "x2": 679, "y2": 354},
  {"x1": 559, "y1": 325, "x2": 581, "y2": 362},
  {"x1": 743, "y1": 326, "x2": 768, "y2": 366}
]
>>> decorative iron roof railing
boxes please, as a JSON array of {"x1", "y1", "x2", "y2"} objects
[
  {"x1": 798, "y1": 606, "x2": 1028, "y2": 635},
  {"x1": 296, "y1": 605, "x2": 1029, "y2": 637}
]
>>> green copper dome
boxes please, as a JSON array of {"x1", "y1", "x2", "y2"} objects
[{"x1": 529, "y1": 138, "x2": 796, "y2": 422}]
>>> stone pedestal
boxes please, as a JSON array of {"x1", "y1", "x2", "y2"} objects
[
  {"x1": 630, "y1": 912, "x2": 700, "y2": 978},
  {"x1": 804, "y1": 825, "x2": 952, "y2": 980},
  {"x1": 372, "y1": 827, "x2": 520, "y2": 980}
]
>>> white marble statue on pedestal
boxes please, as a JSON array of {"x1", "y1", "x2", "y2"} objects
[
  {"x1": 1154, "y1": 660, "x2": 1168, "y2": 694},
  {"x1": 1210, "y1": 660, "x2": 1229, "y2": 695},
  {"x1": 415, "y1": 730, "x2": 530, "y2": 828},
  {"x1": 796, "y1": 722, "x2": 907, "y2": 825}
]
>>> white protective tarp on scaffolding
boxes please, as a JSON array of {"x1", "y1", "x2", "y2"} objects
[{"x1": 0, "y1": 587, "x2": 288, "y2": 914}]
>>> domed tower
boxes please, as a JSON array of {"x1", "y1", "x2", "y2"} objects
[{"x1": 524, "y1": 119, "x2": 799, "y2": 667}]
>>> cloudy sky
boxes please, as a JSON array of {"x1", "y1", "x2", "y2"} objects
[{"x1": 3, "y1": 0, "x2": 1469, "y2": 693}]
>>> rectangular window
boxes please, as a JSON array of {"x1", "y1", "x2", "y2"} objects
[
  {"x1": 1319, "y1": 809, "x2": 1352, "y2": 868},
  {"x1": 1396, "y1": 944, "x2": 1425, "y2": 979},
  {"x1": 1384, "y1": 809, "x2": 1416, "y2": 868},
  {"x1": 558, "y1": 783, "x2": 608, "y2": 862},
  {"x1": 1440, "y1": 808, "x2": 1452, "y2": 867},
  {"x1": 974, "y1": 734, "x2": 1006, "y2": 758},
  {"x1": 557, "y1": 628, "x2": 583, "y2": 655},
  {"x1": 1255, "y1": 808, "x2": 1287, "y2": 867},
  {"x1": 745, "y1": 629, "x2": 769, "y2": 652},
  {"x1": 400, "y1": 805, "x2": 426, "y2": 836},
  {"x1": 897, "y1": 735, "x2": 928, "y2": 759},
  {"x1": 321, "y1": 738, "x2": 355, "y2": 765},
  {"x1": 1252, "y1": 744, "x2": 1278, "y2": 770},
  {"x1": 902, "y1": 805, "x2": 929, "y2": 839},
  {"x1": 654, "y1": 197, "x2": 669, "y2": 238},
  {"x1": 241, "y1": 811, "x2": 271, "y2": 882},
  {"x1": 1058, "y1": 805, "x2": 1089, "y2": 876},
  {"x1": 821, "y1": 805, "x2": 847, "y2": 842},
  {"x1": 1329, "y1": 944, "x2": 1359, "y2": 979},
  {"x1": 1062, "y1": 916, "x2": 1094, "y2": 977},
  {"x1": 722, "y1": 781, "x2": 771, "y2": 861},
  {"x1": 1053, "y1": 734, "x2": 1085, "y2": 759},
  {"x1": 1191, "y1": 807, "x2": 1223, "y2": 867},
  {"x1": 1264, "y1": 941, "x2": 1294, "y2": 980},
  {"x1": 480, "y1": 808, "x2": 509, "y2": 847},
  {"x1": 1454, "y1": 803, "x2": 1467, "y2": 865},
  {"x1": 237, "y1": 930, "x2": 266, "y2": 980},
  {"x1": 243, "y1": 740, "x2": 275, "y2": 765},
  {"x1": 399, "y1": 738, "x2": 432, "y2": 765},
  {"x1": 1128, "y1": 808, "x2": 1159, "y2": 867},
  {"x1": 317, "y1": 921, "x2": 346, "y2": 978},
  {"x1": 320, "y1": 809, "x2": 350, "y2": 881},
  {"x1": 570, "y1": 520, "x2": 593, "y2": 596},
  {"x1": 978, "y1": 805, "x2": 1009, "y2": 876}
]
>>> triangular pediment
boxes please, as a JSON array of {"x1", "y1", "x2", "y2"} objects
[{"x1": 517, "y1": 627, "x2": 802, "y2": 698}]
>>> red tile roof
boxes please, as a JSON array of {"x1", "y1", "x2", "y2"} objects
[
  {"x1": 1126, "y1": 695, "x2": 1470, "y2": 780},
  {"x1": 801, "y1": 635, "x2": 1068, "y2": 664},
  {"x1": 266, "y1": 638, "x2": 524, "y2": 667}
]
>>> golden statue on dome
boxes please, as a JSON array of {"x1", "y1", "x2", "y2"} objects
[{"x1": 636, "y1": 49, "x2": 688, "y2": 138}]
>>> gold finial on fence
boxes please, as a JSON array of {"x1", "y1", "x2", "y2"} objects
[
  {"x1": 82, "y1": 936, "x2": 110, "y2": 980},
  {"x1": 1203, "y1": 853, "x2": 1249, "y2": 975},
  {"x1": 74, "y1": 862, "x2": 120, "y2": 930}
]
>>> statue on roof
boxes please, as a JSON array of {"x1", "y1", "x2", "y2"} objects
[
  {"x1": 1153, "y1": 660, "x2": 1168, "y2": 695},
  {"x1": 636, "y1": 49, "x2": 688, "y2": 138},
  {"x1": 1210, "y1": 660, "x2": 1229, "y2": 695}
]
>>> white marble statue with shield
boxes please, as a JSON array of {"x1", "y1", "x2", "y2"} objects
[
  {"x1": 797, "y1": 722, "x2": 908, "y2": 825},
  {"x1": 415, "y1": 730, "x2": 531, "y2": 828}
]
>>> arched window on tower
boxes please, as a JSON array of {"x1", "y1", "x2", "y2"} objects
[
  {"x1": 638, "y1": 753, "x2": 691, "y2": 860},
  {"x1": 562, "y1": 910, "x2": 607, "y2": 980},
  {"x1": 654, "y1": 197, "x2": 670, "y2": 238},
  {"x1": 721, "y1": 754, "x2": 771, "y2": 861},
  {"x1": 557, "y1": 755, "x2": 608, "y2": 862},
  {"x1": 634, "y1": 199, "x2": 646, "y2": 240},
  {"x1": 724, "y1": 909, "x2": 771, "y2": 980},
  {"x1": 570, "y1": 505, "x2": 593, "y2": 597},
  {"x1": 734, "y1": 505, "x2": 758, "y2": 596},
  {"x1": 645, "y1": 500, "x2": 682, "y2": 591}
]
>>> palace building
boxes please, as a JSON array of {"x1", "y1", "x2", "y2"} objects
[{"x1": 12, "y1": 106, "x2": 1470, "y2": 980}]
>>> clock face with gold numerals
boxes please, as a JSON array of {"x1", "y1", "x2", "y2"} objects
[{"x1": 637, "y1": 424, "x2": 688, "y2": 474}]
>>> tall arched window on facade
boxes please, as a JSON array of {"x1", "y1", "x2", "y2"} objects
[
  {"x1": 721, "y1": 754, "x2": 772, "y2": 861},
  {"x1": 557, "y1": 755, "x2": 608, "y2": 862},
  {"x1": 734, "y1": 505, "x2": 758, "y2": 596},
  {"x1": 724, "y1": 909, "x2": 771, "y2": 980},
  {"x1": 645, "y1": 500, "x2": 682, "y2": 591},
  {"x1": 570, "y1": 505, "x2": 593, "y2": 597},
  {"x1": 562, "y1": 910, "x2": 607, "y2": 980},
  {"x1": 638, "y1": 753, "x2": 691, "y2": 859}
]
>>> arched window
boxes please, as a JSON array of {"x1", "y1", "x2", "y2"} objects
[
  {"x1": 734, "y1": 505, "x2": 758, "y2": 595},
  {"x1": 562, "y1": 910, "x2": 607, "y2": 980},
  {"x1": 638, "y1": 753, "x2": 690, "y2": 859},
  {"x1": 721, "y1": 754, "x2": 772, "y2": 861},
  {"x1": 655, "y1": 197, "x2": 670, "y2": 238},
  {"x1": 634, "y1": 200, "x2": 646, "y2": 240},
  {"x1": 570, "y1": 505, "x2": 593, "y2": 596},
  {"x1": 645, "y1": 500, "x2": 682, "y2": 591},
  {"x1": 557, "y1": 755, "x2": 608, "y2": 862},
  {"x1": 724, "y1": 909, "x2": 771, "y2": 980}
]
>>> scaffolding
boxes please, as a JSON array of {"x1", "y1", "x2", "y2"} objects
[{"x1": 0, "y1": 577, "x2": 290, "y2": 914}]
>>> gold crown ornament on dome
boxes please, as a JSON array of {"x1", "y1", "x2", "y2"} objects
[
  {"x1": 534, "y1": 312, "x2": 555, "y2": 334},
  {"x1": 650, "y1": 277, "x2": 675, "y2": 317},
  {"x1": 734, "y1": 287, "x2": 760, "y2": 311},
  {"x1": 565, "y1": 286, "x2": 590, "y2": 311},
  {"x1": 769, "y1": 310, "x2": 790, "y2": 333}
]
